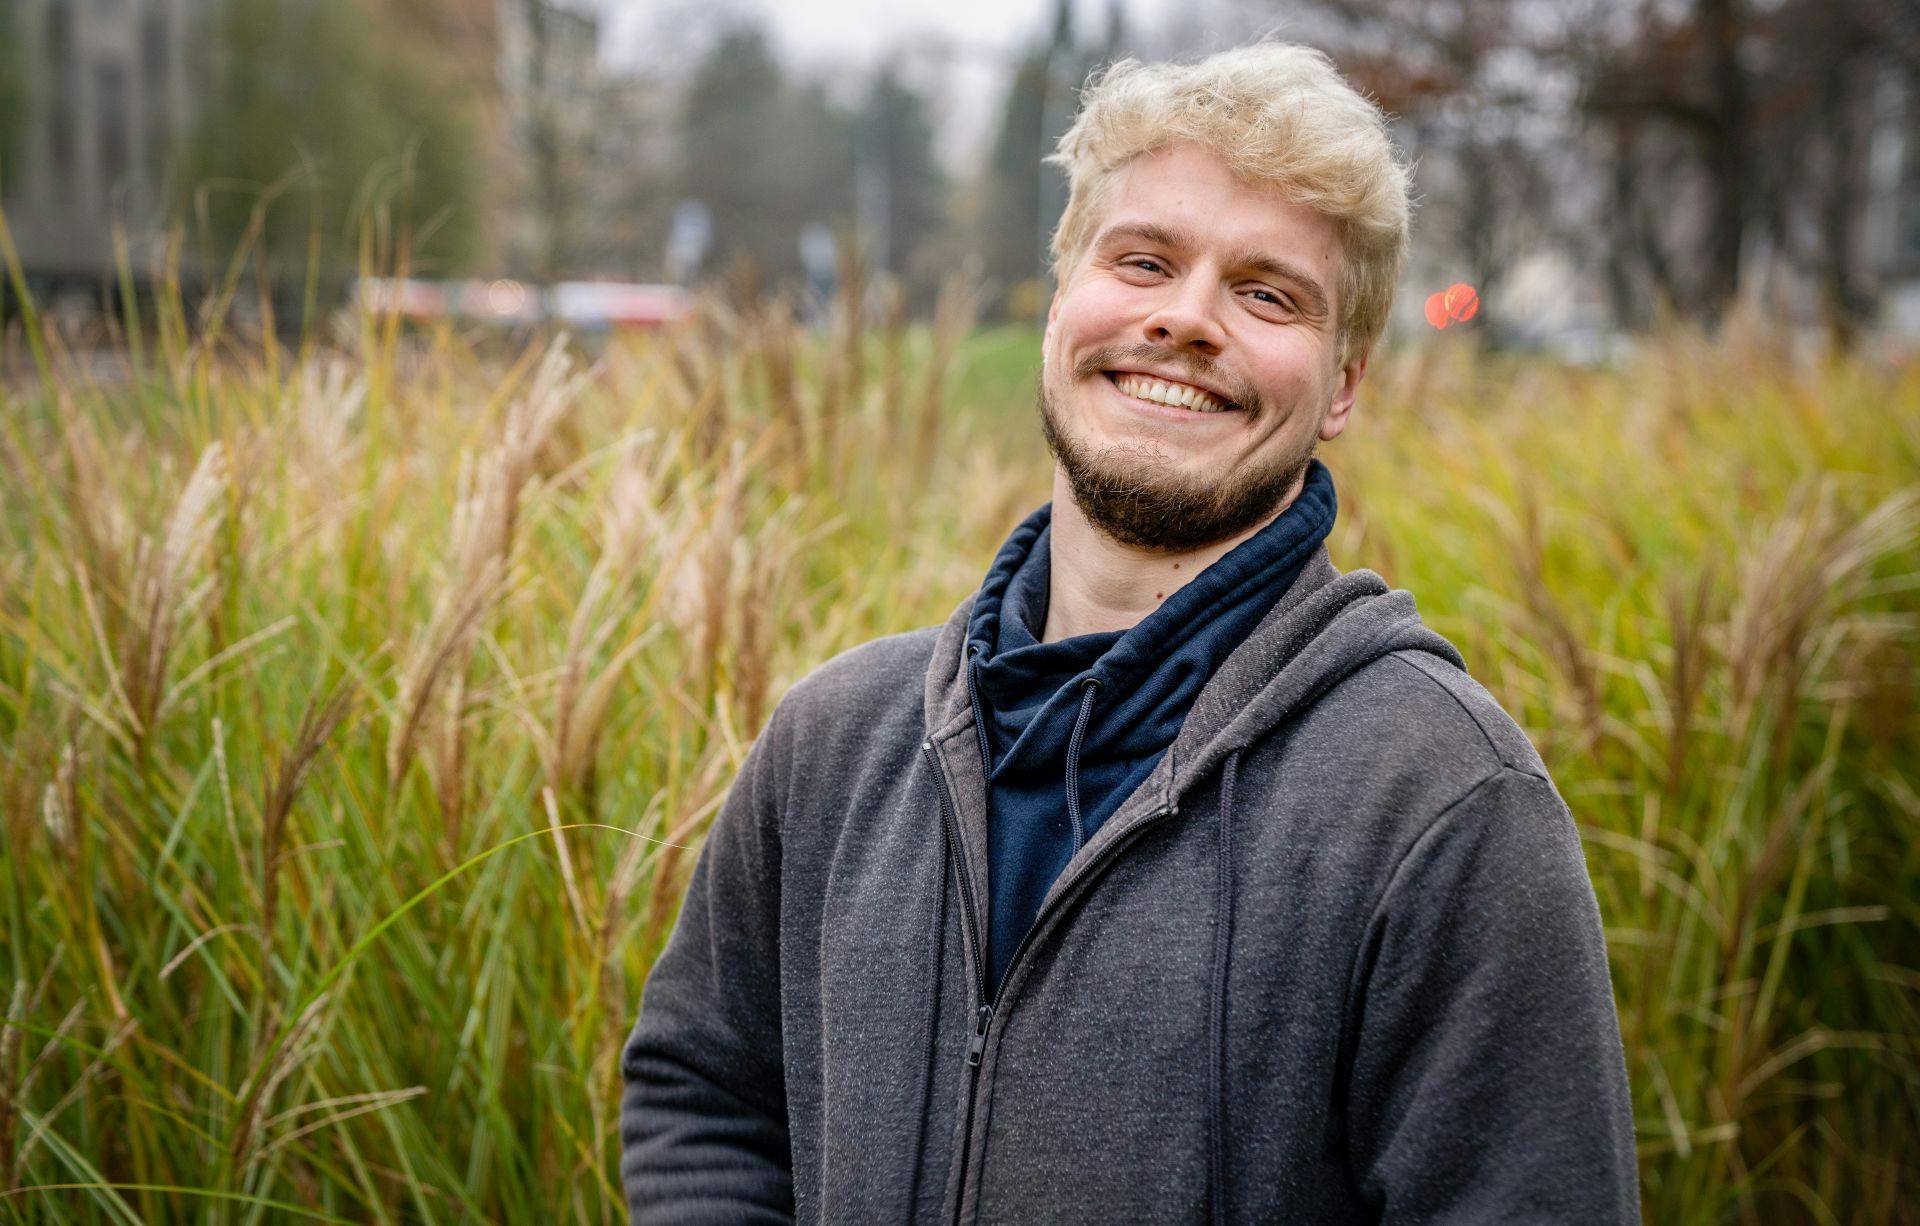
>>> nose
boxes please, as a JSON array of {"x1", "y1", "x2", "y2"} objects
[{"x1": 1141, "y1": 273, "x2": 1225, "y2": 355}]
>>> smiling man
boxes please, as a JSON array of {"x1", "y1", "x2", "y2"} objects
[{"x1": 620, "y1": 43, "x2": 1640, "y2": 1224}]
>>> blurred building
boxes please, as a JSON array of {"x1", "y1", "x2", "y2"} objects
[
  {"x1": 3, "y1": 0, "x2": 647, "y2": 297},
  {"x1": 3, "y1": 0, "x2": 208, "y2": 290}
]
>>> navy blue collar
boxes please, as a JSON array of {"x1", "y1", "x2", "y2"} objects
[
  {"x1": 964, "y1": 457, "x2": 1338, "y2": 781},
  {"x1": 968, "y1": 458, "x2": 1338, "y2": 689}
]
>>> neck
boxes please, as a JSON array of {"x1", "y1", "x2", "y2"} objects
[{"x1": 1041, "y1": 467, "x2": 1305, "y2": 643}]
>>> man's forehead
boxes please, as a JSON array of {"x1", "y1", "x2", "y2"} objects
[{"x1": 1107, "y1": 145, "x2": 1333, "y2": 227}]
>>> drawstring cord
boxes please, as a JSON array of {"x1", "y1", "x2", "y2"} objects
[
  {"x1": 1064, "y1": 677, "x2": 1101, "y2": 852},
  {"x1": 1209, "y1": 750, "x2": 1241, "y2": 1226}
]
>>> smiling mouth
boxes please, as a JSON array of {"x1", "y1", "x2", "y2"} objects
[{"x1": 1104, "y1": 370, "x2": 1241, "y2": 414}]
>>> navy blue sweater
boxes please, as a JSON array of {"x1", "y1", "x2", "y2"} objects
[{"x1": 965, "y1": 458, "x2": 1338, "y2": 996}]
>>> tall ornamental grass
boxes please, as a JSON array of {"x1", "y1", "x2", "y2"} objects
[{"x1": 1, "y1": 246, "x2": 1916, "y2": 1223}]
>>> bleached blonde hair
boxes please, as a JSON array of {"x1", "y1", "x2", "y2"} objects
[{"x1": 1046, "y1": 41, "x2": 1414, "y2": 370}]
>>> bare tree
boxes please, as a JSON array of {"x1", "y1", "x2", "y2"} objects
[
  {"x1": 1576, "y1": 0, "x2": 1915, "y2": 348},
  {"x1": 1239, "y1": 0, "x2": 1582, "y2": 346}
]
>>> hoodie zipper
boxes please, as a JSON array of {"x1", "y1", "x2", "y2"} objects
[
  {"x1": 923, "y1": 735, "x2": 1179, "y2": 1225},
  {"x1": 923, "y1": 739, "x2": 990, "y2": 1225}
]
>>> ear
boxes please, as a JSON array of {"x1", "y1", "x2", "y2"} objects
[
  {"x1": 1044, "y1": 289, "x2": 1062, "y2": 348},
  {"x1": 1319, "y1": 348, "x2": 1368, "y2": 443}
]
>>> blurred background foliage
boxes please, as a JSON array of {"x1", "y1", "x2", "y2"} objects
[
  {"x1": 185, "y1": 0, "x2": 486, "y2": 279},
  {"x1": 676, "y1": 28, "x2": 853, "y2": 288},
  {"x1": 3, "y1": 0, "x2": 1919, "y2": 348},
  {"x1": 0, "y1": 5, "x2": 26, "y2": 195}
]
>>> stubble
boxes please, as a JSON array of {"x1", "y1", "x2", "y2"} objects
[{"x1": 1037, "y1": 344, "x2": 1317, "y2": 553}]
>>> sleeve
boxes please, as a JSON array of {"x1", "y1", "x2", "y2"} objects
[
  {"x1": 619, "y1": 703, "x2": 795, "y2": 1224},
  {"x1": 1342, "y1": 766, "x2": 1641, "y2": 1225}
]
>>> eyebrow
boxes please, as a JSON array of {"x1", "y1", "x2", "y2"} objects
[{"x1": 1093, "y1": 220, "x2": 1332, "y2": 319}]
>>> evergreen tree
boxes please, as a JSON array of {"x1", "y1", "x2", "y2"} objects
[
  {"x1": 679, "y1": 27, "x2": 784, "y2": 282},
  {"x1": 0, "y1": 4, "x2": 25, "y2": 195},
  {"x1": 1103, "y1": 0, "x2": 1130, "y2": 60},
  {"x1": 187, "y1": 0, "x2": 482, "y2": 277},
  {"x1": 978, "y1": 0, "x2": 1115, "y2": 318},
  {"x1": 771, "y1": 81, "x2": 858, "y2": 266},
  {"x1": 855, "y1": 67, "x2": 948, "y2": 286},
  {"x1": 680, "y1": 26, "x2": 856, "y2": 290},
  {"x1": 981, "y1": 55, "x2": 1049, "y2": 311}
]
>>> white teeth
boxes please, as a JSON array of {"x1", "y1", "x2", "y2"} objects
[{"x1": 1112, "y1": 373, "x2": 1231, "y2": 413}]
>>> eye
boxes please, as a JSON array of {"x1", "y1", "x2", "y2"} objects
[
  {"x1": 1245, "y1": 287, "x2": 1295, "y2": 311},
  {"x1": 1121, "y1": 257, "x2": 1167, "y2": 276}
]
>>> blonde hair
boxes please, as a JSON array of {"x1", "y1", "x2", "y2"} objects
[{"x1": 1046, "y1": 42, "x2": 1414, "y2": 369}]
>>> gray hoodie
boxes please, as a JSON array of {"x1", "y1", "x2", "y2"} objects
[{"x1": 619, "y1": 545, "x2": 1640, "y2": 1224}]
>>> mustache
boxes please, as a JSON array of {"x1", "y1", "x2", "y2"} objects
[{"x1": 1071, "y1": 344, "x2": 1260, "y2": 414}]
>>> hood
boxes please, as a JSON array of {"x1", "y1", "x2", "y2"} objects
[
  {"x1": 959, "y1": 462, "x2": 1339, "y2": 859},
  {"x1": 923, "y1": 541, "x2": 1468, "y2": 858}
]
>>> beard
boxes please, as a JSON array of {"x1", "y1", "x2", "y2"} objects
[{"x1": 1038, "y1": 344, "x2": 1318, "y2": 553}]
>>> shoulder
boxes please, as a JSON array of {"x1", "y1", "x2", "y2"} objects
[
  {"x1": 1271, "y1": 643, "x2": 1563, "y2": 843},
  {"x1": 1300, "y1": 652, "x2": 1596, "y2": 922},
  {"x1": 777, "y1": 625, "x2": 940, "y2": 721},
  {"x1": 1302, "y1": 644, "x2": 1551, "y2": 782},
  {"x1": 1372, "y1": 648, "x2": 1551, "y2": 780},
  {"x1": 735, "y1": 626, "x2": 941, "y2": 833},
  {"x1": 1350, "y1": 650, "x2": 1582, "y2": 866},
  {"x1": 757, "y1": 625, "x2": 941, "y2": 768}
]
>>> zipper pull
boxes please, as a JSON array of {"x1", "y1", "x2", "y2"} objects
[{"x1": 966, "y1": 1004, "x2": 993, "y2": 1067}]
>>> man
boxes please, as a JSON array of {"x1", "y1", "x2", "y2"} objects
[{"x1": 621, "y1": 42, "x2": 1639, "y2": 1224}]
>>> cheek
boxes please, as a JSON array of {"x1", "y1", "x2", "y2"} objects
[
  {"x1": 1248, "y1": 337, "x2": 1331, "y2": 401},
  {"x1": 1057, "y1": 285, "x2": 1139, "y2": 344}
]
